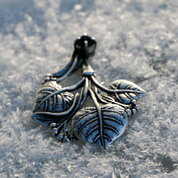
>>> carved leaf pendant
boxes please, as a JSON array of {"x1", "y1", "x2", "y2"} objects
[
  {"x1": 31, "y1": 35, "x2": 146, "y2": 148},
  {"x1": 72, "y1": 104, "x2": 128, "y2": 148}
]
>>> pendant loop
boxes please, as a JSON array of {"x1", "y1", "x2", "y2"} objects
[{"x1": 74, "y1": 34, "x2": 97, "y2": 59}]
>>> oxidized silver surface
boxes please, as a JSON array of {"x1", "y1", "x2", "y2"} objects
[{"x1": 32, "y1": 34, "x2": 145, "y2": 149}]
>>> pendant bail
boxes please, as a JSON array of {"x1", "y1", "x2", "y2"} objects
[{"x1": 74, "y1": 34, "x2": 97, "y2": 59}]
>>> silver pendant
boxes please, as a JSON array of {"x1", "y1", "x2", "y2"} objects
[{"x1": 32, "y1": 34, "x2": 145, "y2": 149}]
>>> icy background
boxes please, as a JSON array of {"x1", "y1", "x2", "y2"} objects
[{"x1": 0, "y1": 0, "x2": 178, "y2": 177}]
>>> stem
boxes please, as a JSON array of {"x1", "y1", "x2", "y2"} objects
[
  {"x1": 65, "y1": 87, "x2": 84, "y2": 125},
  {"x1": 93, "y1": 86, "x2": 108, "y2": 104},
  {"x1": 52, "y1": 51, "x2": 76, "y2": 78},
  {"x1": 89, "y1": 88, "x2": 105, "y2": 149},
  {"x1": 56, "y1": 55, "x2": 78, "y2": 82},
  {"x1": 81, "y1": 77, "x2": 89, "y2": 105}
]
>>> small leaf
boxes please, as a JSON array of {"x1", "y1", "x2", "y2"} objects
[
  {"x1": 72, "y1": 104, "x2": 128, "y2": 148},
  {"x1": 109, "y1": 79, "x2": 145, "y2": 104}
]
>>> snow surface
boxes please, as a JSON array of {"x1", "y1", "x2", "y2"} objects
[{"x1": 0, "y1": 0, "x2": 178, "y2": 177}]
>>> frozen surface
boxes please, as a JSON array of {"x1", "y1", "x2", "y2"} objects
[{"x1": 0, "y1": 0, "x2": 178, "y2": 177}]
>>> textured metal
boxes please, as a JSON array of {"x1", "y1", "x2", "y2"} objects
[{"x1": 32, "y1": 34, "x2": 145, "y2": 149}]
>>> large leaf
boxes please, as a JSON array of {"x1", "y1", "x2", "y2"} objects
[
  {"x1": 33, "y1": 81, "x2": 74, "y2": 112},
  {"x1": 72, "y1": 104, "x2": 128, "y2": 148},
  {"x1": 32, "y1": 81, "x2": 74, "y2": 126},
  {"x1": 109, "y1": 79, "x2": 145, "y2": 104}
]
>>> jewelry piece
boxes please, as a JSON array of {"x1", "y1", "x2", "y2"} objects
[{"x1": 32, "y1": 34, "x2": 145, "y2": 149}]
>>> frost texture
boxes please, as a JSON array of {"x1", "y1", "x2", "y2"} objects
[{"x1": 0, "y1": 0, "x2": 178, "y2": 177}]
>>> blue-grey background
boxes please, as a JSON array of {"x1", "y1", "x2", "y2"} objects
[{"x1": 0, "y1": 0, "x2": 178, "y2": 177}]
